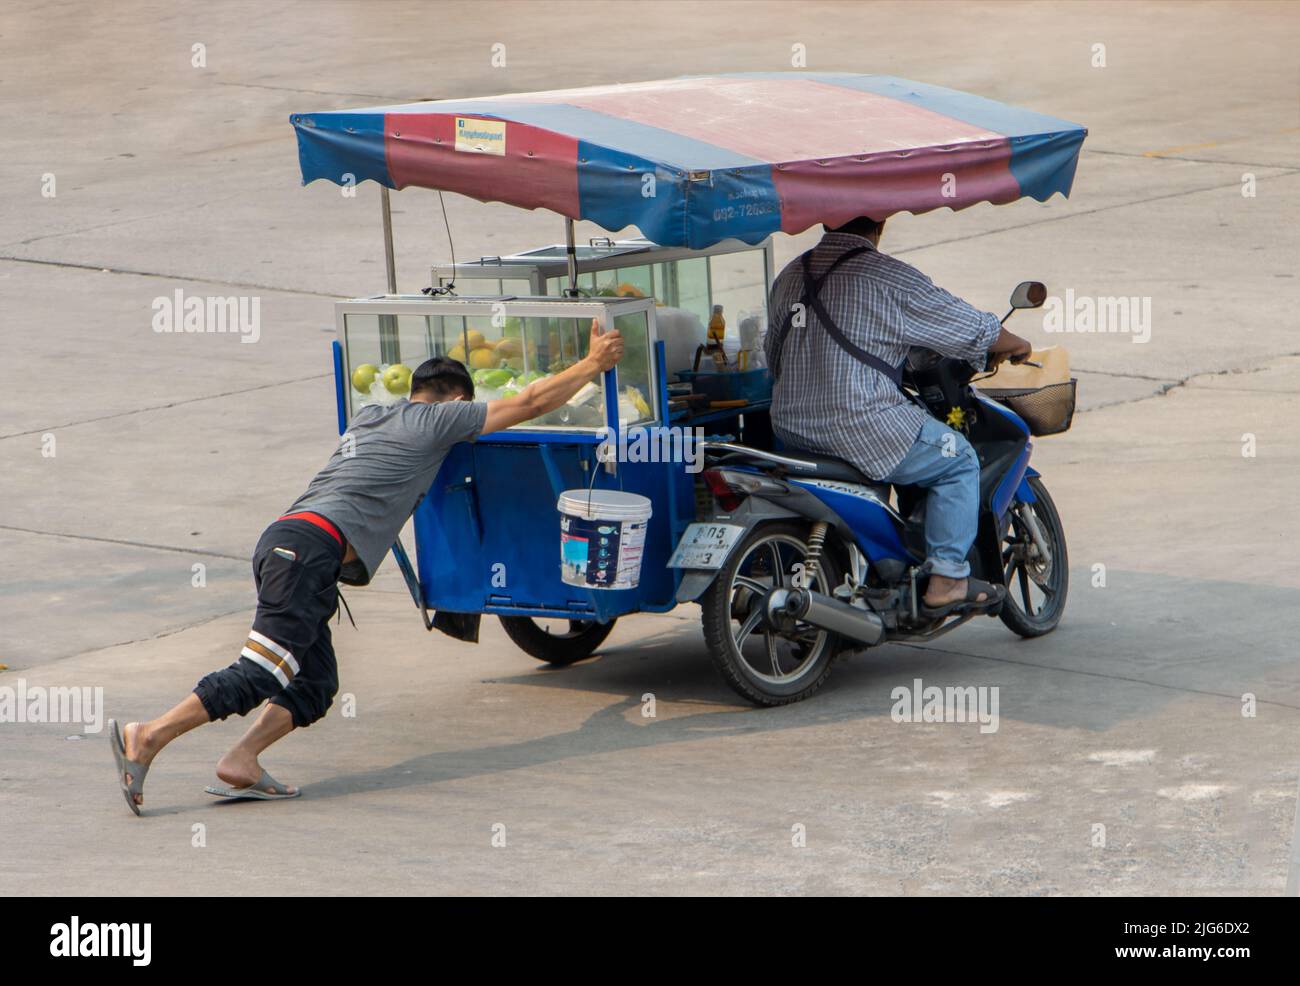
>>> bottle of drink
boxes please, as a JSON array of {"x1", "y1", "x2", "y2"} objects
[
  {"x1": 706, "y1": 305, "x2": 728, "y2": 371},
  {"x1": 707, "y1": 305, "x2": 726, "y2": 344}
]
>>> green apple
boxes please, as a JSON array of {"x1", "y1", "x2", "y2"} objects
[
  {"x1": 351, "y1": 363, "x2": 378, "y2": 393},
  {"x1": 473, "y1": 367, "x2": 514, "y2": 389},
  {"x1": 382, "y1": 363, "x2": 412, "y2": 394}
]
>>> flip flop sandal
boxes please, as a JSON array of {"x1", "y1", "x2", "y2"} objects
[
  {"x1": 108, "y1": 718, "x2": 149, "y2": 817},
  {"x1": 920, "y1": 577, "x2": 1006, "y2": 619},
  {"x1": 204, "y1": 770, "x2": 301, "y2": 801}
]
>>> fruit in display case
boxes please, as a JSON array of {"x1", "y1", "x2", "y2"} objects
[
  {"x1": 509, "y1": 354, "x2": 542, "y2": 373},
  {"x1": 472, "y1": 367, "x2": 515, "y2": 389},
  {"x1": 595, "y1": 282, "x2": 646, "y2": 298},
  {"x1": 352, "y1": 361, "x2": 418, "y2": 408},
  {"x1": 468, "y1": 347, "x2": 499, "y2": 370},
  {"x1": 350, "y1": 363, "x2": 378, "y2": 393},
  {"x1": 624, "y1": 385, "x2": 652, "y2": 419},
  {"x1": 382, "y1": 363, "x2": 412, "y2": 394}
]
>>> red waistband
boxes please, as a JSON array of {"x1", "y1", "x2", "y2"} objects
[{"x1": 278, "y1": 512, "x2": 343, "y2": 546}]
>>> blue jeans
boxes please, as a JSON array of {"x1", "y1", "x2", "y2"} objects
[{"x1": 882, "y1": 416, "x2": 980, "y2": 579}]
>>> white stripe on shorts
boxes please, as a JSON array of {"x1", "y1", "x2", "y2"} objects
[
  {"x1": 248, "y1": 629, "x2": 300, "y2": 676},
  {"x1": 241, "y1": 647, "x2": 291, "y2": 689}
]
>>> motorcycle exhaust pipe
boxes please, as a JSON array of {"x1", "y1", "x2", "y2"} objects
[{"x1": 766, "y1": 588, "x2": 885, "y2": 646}]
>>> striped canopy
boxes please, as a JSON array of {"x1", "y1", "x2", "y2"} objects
[{"x1": 292, "y1": 73, "x2": 1086, "y2": 248}]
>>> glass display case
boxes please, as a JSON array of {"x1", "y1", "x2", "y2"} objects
[
  {"x1": 335, "y1": 295, "x2": 659, "y2": 433},
  {"x1": 430, "y1": 237, "x2": 774, "y2": 339}
]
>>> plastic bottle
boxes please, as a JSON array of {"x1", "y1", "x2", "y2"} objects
[{"x1": 707, "y1": 305, "x2": 726, "y2": 343}]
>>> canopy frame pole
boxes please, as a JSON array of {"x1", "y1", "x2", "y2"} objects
[
  {"x1": 378, "y1": 187, "x2": 399, "y2": 364},
  {"x1": 381, "y1": 187, "x2": 398, "y2": 294},
  {"x1": 563, "y1": 217, "x2": 579, "y2": 297},
  {"x1": 562, "y1": 215, "x2": 617, "y2": 475}
]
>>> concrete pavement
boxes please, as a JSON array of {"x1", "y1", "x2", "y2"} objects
[{"x1": 1, "y1": 0, "x2": 1298, "y2": 895}]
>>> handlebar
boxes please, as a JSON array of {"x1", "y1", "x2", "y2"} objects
[{"x1": 983, "y1": 352, "x2": 1042, "y2": 373}]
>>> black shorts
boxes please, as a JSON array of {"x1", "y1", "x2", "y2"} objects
[{"x1": 243, "y1": 518, "x2": 343, "y2": 691}]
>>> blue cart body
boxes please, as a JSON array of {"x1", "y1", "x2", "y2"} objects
[
  {"x1": 412, "y1": 435, "x2": 691, "y2": 621},
  {"x1": 332, "y1": 338, "x2": 766, "y2": 624}
]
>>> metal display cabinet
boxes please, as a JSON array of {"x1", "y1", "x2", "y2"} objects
[
  {"x1": 335, "y1": 295, "x2": 665, "y2": 426},
  {"x1": 331, "y1": 295, "x2": 697, "y2": 623},
  {"x1": 430, "y1": 236, "x2": 776, "y2": 334}
]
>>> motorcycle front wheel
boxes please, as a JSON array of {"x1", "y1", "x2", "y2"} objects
[{"x1": 999, "y1": 476, "x2": 1068, "y2": 637}]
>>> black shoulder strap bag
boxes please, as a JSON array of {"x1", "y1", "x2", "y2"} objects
[{"x1": 770, "y1": 246, "x2": 910, "y2": 395}]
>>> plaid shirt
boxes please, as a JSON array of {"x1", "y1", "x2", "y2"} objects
[{"x1": 764, "y1": 231, "x2": 1001, "y2": 479}]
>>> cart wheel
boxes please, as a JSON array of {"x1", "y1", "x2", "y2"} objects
[
  {"x1": 498, "y1": 616, "x2": 616, "y2": 666},
  {"x1": 999, "y1": 476, "x2": 1069, "y2": 637},
  {"x1": 700, "y1": 521, "x2": 842, "y2": 707}
]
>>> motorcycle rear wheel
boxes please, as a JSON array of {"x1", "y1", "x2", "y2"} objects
[{"x1": 700, "y1": 521, "x2": 843, "y2": 706}]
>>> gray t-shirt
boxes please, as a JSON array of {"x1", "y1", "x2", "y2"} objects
[{"x1": 287, "y1": 399, "x2": 487, "y2": 586}]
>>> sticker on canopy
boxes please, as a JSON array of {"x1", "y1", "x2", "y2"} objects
[{"x1": 455, "y1": 117, "x2": 506, "y2": 155}]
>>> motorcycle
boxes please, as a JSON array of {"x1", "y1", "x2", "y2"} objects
[{"x1": 674, "y1": 282, "x2": 1073, "y2": 706}]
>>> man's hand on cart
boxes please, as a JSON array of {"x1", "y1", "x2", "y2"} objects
[
  {"x1": 588, "y1": 317, "x2": 624, "y2": 370},
  {"x1": 482, "y1": 319, "x2": 624, "y2": 434}
]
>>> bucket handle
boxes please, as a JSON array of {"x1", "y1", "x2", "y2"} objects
[{"x1": 588, "y1": 434, "x2": 626, "y2": 514}]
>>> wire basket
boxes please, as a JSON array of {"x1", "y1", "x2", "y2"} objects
[{"x1": 982, "y1": 379, "x2": 1077, "y2": 436}]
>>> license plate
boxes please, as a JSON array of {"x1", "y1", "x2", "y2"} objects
[{"x1": 668, "y1": 523, "x2": 745, "y2": 570}]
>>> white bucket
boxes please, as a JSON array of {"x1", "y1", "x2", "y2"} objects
[{"x1": 557, "y1": 489, "x2": 653, "y2": 590}]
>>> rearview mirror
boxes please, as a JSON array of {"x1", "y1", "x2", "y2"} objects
[{"x1": 1010, "y1": 281, "x2": 1047, "y2": 309}]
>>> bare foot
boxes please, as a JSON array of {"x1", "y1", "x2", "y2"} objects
[{"x1": 215, "y1": 750, "x2": 297, "y2": 796}]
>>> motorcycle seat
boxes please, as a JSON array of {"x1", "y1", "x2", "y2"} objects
[{"x1": 780, "y1": 447, "x2": 892, "y2": 498}]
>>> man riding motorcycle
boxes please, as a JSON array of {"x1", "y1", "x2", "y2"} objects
[{"x1": 765, "y1": 215, "x2": 1034, "y2": 617}]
